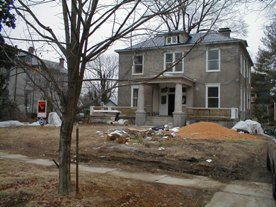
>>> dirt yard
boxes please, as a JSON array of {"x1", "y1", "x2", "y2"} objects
[{"x1": 0, "y1": 122, "x2": 272, "y2": 206}]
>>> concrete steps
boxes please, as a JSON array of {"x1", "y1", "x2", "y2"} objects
[{"x1": 145, "y1": 116, "x2": 173, "y2": 126}]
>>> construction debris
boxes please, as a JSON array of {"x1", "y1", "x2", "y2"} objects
[
  {"x1": 107, "y1": 119, "x2": 128, "y2": 126},
  {"x1": 104, "y1": 121, "x2": 259, "y2": 144},
  {"x1": 177, "y1": 122, "x2": 257, "y2": 140},
  {"x1": 105, "y1": 129, "x2": 130, "y2": 144},
  {"x1": 104, "y1": 124, "x2": 178, "y2": 144}
]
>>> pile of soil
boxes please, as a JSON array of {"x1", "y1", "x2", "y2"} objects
[{"x1": 177, "y1": 122, "x2": 257, "y2": 140}]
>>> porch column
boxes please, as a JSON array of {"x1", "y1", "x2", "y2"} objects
[
  {"x1": 173, "y1": 83, "x2": 185, "y2": 126},
  {"x1": 174, "y1": 83, "x2": 183, "y2": 113},
  {"x1": 135, "y1": 84, "x2": 146, "y2": 125}
]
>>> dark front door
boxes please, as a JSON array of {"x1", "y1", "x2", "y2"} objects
[{"x1": 168, "y1": 94, "x2": 175, "y2": 116}]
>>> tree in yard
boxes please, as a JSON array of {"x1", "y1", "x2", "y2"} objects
[
  {"x1": 7, "y1": 0, "x2": 258, "y2": 195},
  {"x1": 0, "y1": 0, "x2": 16, "y2": 42},
  {"x1": 10, "y1": 0, "x2": 192, "y2": 195},
  {"x1": 0, "y1": 0, "x2": 17, "y2": 119},
  {"x1": 154, "y1": 0, "x2": 248, "y2": 35},
  {"x1": 81, "y1": 55, "x2": 118, "y2": 107},
  {"x1": 0, "y1": 43, "x2": 17, "y2": 120},
  {"x1": 251, "y1": 18, "x2": 276, "y2": 123}
]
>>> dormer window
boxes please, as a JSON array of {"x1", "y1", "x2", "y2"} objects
[{"x1": 166, "y1": 36, "x2": 178, "y2": 45}]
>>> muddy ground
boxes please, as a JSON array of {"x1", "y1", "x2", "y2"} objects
[{"x1": 0, "y1": 124, "x2": 272, "y2": 206}]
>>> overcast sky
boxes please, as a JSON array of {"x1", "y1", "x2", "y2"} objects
[
  {"x1": 5, "y1": 2, "x2": 272, "y2": 63},
  {"x1": 242, "y1": 5, "x2": 270, "y2": 61}
]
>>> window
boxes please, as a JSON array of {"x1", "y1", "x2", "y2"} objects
[
  {"x1": 206, "y1": 84, "x2": 220, "y2": 108},
  {"x1": 166, "y1": 36, "x2": 178, "y2": 45},
  {"x1": 133, "y1": 55, "x2": 143, "y2": 74},
  {"x1": 247, "y1": 88, "x2": 250, "y2": 109},
  {"x1": 131, "y1": 86, "x2": 139, "y2": 107},
  {"x1": 182, "y1": 88, "x2": 186, "y2": 105},
  {"x1": 240, "y1": 54, "x2": 247, "y2": 77},
  {"x1": 248, "y1": 64, "x2": 251, "y2": 84},
  {"x1": 243, "y1": 58, "x2": 246, "y2": 77},
  {"x1": 206, "y1": 49, "x2": 220, "y2": 72},
  {"x1": 164, "y1": 52, "x2": 183, "y2": 73},
  {"x1": 240, "y1": 55, "x2": 243, "y2": 74},
  {"x1": 161, "y1": 95, "x2": 166, "y2": 104}
]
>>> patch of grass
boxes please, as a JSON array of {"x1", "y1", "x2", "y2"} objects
[
  {"x1": 0, "y1": 189, "x2": 33, "y2": 207},
  {"x1": 224, "y1": 139, "x2": 255, "y2": 145},
  {"x1": 131, "y1": 135, "x2": 144, "y2": 144}
]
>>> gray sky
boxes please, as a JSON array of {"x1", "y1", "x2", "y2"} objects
[{"x1": 5, "y1": 2, "x2": 271, "y2": 63}]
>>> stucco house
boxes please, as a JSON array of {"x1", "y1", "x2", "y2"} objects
[
  {"x1": 116, "y1": 28, "x2": 253, "y2": 126},
  {"x1": 6, "y1": 47, "x2": 67, "y2": 118}
]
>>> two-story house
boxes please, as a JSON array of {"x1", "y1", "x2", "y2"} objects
[
  {"x1": 116, "y1": 28, "x2": 253, "y2": 126},
  {"x1": 6, "y1": 47, "x2": 67, "y2": 118}
]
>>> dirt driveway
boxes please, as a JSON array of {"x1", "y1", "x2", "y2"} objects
[{"x1": 0, "y1": 123, "x2": 273, "y2": 206}]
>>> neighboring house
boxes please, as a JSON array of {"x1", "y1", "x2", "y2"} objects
[
  {"x1": 116, "y1": 28, "x2": 253, "y2": 126},
  {"x1": 7, "y1": 47, "x2": 67, "y2": 117}
]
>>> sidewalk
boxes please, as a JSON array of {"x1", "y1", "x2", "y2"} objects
[
  {"x1": 0, "y1": 152, "x2": 275, "y2": 207},
  {"x1": 0, "y1": 152, "x2": 224, "y2": 189}
]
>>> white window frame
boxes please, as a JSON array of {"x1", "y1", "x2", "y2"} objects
[
  {"x1": 240, "y1": 54, "x2": 243, "y2": 75},
  {"x1": 245, "y1": 59, "x2": 248, "y2": 78},
  {"x1": 243, "y1": 85, "x2": 246, "y2": 111},
  {"x1": 239, "y1": 84, "x2": 246, "y2": 112},
  {"x1": 164, "y1": 52, "x2": 184, "y2": 73},
  {"x1": 166, "y1": 36, "x2": 178, "y2": 45},
  {"x1": 243, "y1": 58, "x2": 246, "y2": 77},
  {"x1": 247, "y1": 87, "x2": 250, "y2": 110},
  {"x1": 206, "y1": 48, "x2": 220, "y2": 72},
  {"x1": 205, "y1": 83, "x2": 220, "y2": 108},
  {"x1": 248, "y1": 64, "x2": 251, "y2": 84},
  {"x1": 182, "y1": 87, "x2": 187, "y2": 105},
  {"x1": 132, "y1": 55, "x2": 144, "y2": 75},
  {"x1": 131, "y1": 85, "x2": 139, "y2": 107}
]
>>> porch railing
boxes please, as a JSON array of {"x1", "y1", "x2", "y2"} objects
[
  {"x1": 186, "y1": 107, "x2": 239, "y2": 120},
  {"x1": 89, "y1": 106, "x2": 239, "y2": 122}
]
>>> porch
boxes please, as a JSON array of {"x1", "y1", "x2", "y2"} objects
[
  {"x1": 143, "y1": 107, "x2": 239, "y2": 126},
  {"x1": 135, "y1": 75, "x2": 195, "y2": 126},
  {"x1": 88, "y1": 105, "x2": 239, "y2": 126}
]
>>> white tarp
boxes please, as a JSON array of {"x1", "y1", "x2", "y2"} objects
[
  {"x1": 0, "y1": 120, "x2": 24, "y2": 128},
  {"x1": 232, "y1": 120, "x2": 263, "y2": 134},
  {"x1": 47, "y1": 112, "x2": 62, "y2": 127}
]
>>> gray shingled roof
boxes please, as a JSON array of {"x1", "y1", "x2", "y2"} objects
[
  {"x1": 43, "y1": 59, "x2": 67, "y2": 74},
  {"x1": 116, "y1": 31, "x2": 247, "y2": 52},
  {"x1": 18, "y1": 51, "x2": 67, "y2": 74}
]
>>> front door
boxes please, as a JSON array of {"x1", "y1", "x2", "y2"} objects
[
  {"x1": 168, "y1": 94, "x2": 175, "y2": 115},
  {"x1": 159, "y1": 86, "x2": 175, "y2": 116}
]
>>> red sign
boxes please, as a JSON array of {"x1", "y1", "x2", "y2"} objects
[{"x1": 37, "y1": 100, "x2": 47, "y2": 118}]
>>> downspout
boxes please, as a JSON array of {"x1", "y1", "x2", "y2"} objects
[{"x1": 13, "y1": 67, "x2": 17, "y2": 102}]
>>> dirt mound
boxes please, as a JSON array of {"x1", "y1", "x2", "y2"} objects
[{"x1": 177, "y1": 122, "x2": 256, "y2": 140}]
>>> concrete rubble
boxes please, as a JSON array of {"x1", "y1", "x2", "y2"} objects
[{"x1": 104, "y1": 124, "x2": 180, "y2": 144}]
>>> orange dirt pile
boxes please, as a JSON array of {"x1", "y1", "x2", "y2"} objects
[{"x1": 177, "y1": 121, "x2": 257, "y2": 140}]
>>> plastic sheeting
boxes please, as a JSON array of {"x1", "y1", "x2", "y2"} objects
[
  {"x1": 47, "y1": 112, "x2": 62, "y2": 127},
  {"x1": 232, "y1": 120, "x2": 263, "y2": 134},
  {"x1": 0, "y1": 120, "x2": 24, "y2": 128}
]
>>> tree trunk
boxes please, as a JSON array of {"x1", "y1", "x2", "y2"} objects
[
  {"x1": 58, "y1": 57, "x2": 82, "y2": 194},
  {"x1": 58, "y1": 109, "x2": 74, "y2": 194}
]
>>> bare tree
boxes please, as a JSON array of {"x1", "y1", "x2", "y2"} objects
[
  {"x1": 81, "y1": 54, "x2": 118, "y2": 106},
  {"x1": 8, "y1": 0, "x2": 189, "y2": 195},
  {"x1": 5, "y1": 0, "x2": 264, "y2": 195},
  {"x1": 155, "y1": 0, "x2": 248, "y2": 36}
]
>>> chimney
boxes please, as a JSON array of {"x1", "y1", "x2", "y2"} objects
[
  {"x1": 59, "y1": 58, "x2": 65, "y2": 68},
  {"x1": 28, "y1": 47, "x2": 35, "y2": 54},
  {"x1": 218, "y1": 28, "x2": 231, "y2": 37}
]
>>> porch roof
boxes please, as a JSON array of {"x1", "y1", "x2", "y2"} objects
[{"x1": 142, "y1": 74, "x2": 195, "y2": 87}]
